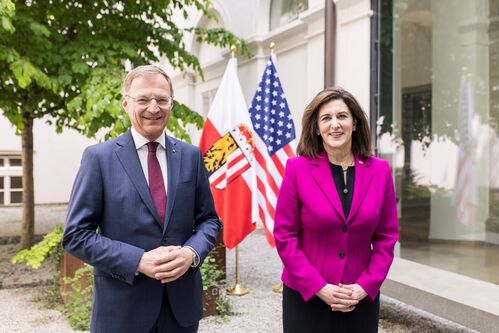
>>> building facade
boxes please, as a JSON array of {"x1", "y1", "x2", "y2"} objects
[
  {"x1": 1, "y1": 0, "x2": 498, "y2": 330},
  {"x1": 170, "y1": 0, "x2": 499, "y2": 330}
]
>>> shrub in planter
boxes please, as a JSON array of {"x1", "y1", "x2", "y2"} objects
[{"x1": 200, "y1": 251, "x2": 232, "y2": 317}]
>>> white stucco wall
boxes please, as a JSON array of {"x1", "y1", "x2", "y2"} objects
[
  {"x1": 171, "y1": 0, "x2": 328, "y2": 144},
  {"x1": 0, "y1": 116, "x2": 98, "y2": 204},
  {"x1": 334, "y1": 0, "x2": 372, "y2": 114}
]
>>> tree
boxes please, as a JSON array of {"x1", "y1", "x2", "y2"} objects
[
  {"x1": 0, "y1": 0, "x2": 14, "y2": 31},
  {"x1": 0, "y1": 0, "x2": 250, "y2": 249}
]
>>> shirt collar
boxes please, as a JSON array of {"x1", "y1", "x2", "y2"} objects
[{"x1": 130, "y1": 127, "x2": 166, "y2": 150}]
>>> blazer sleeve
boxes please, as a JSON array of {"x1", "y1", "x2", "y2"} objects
[
  {"x1": 63, "y1": 147, "x2": 144, "y2": 285},
  {"x1": 182, "y1": 148, "x2": 222, "y2": 265},
  {"x1": 274, "y1": 158, "x2": 327, "y2": 301},
  {"x1": 356, "y1": 160, "x2": 399, "y2": 300}
]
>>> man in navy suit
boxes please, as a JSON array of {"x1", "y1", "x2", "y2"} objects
[{"x1": 63, "y1": 65, "x2": 221, "y2": 333}]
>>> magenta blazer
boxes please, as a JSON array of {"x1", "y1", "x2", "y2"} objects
[{"x1": 274, "y1": 152, "x2": 399, "y2": 302}]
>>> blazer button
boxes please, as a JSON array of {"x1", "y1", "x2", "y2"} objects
[
  {"x1": 339, "y1": 251, "x2": 345, "y2": 259},
  {"x1": 162, "y1": 236, "x2": 168, "y2": 241},
  {"x1": 342, "y1": 226, "x2": 348, "y2": 233}
]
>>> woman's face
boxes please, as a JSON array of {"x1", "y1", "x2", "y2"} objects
[{"x1": 316, "y1": 99, "x2": 356, "y2": 154}]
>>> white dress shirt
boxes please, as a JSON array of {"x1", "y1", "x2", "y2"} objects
[{"x1": 130, "y1": 127, "x2": 199, "y2": 267}]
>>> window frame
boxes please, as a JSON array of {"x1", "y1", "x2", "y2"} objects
[{"x1": 0, "y1": 155, "x2": 23, "y2": 205}]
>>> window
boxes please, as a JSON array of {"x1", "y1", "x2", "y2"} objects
[
  {"x1": 0, "y1": 155, "x2": 23, "y2": 205},
  {"x1": 10, "y1": 158, "x2": 21, "y2": 166},
  {"x1": 202, "y1": 89, "x2": 218, "y2": 117},
  {"x1": 270, "y1": 0, "x2": 308, "y2": 31},
  {"x1": 377, "y1": 0, "x2": 499, "y2": 285},
  {"x1": 10, "y1": 176, "x2": 23, "y2": 204}
]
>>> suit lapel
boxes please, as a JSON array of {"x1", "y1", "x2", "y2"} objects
[
  {"x1": 164, "y1": 135, "x2": 180, "y2": 233},
  {"x1": 311, "y1": 152, "x2": 346, "y2": 221},
  {"x1": 347, "y1": 156, "x2": 374, "y2": 223},
  {"x1": 115, "y1": 130, "x2": 162, "y2": 226}
]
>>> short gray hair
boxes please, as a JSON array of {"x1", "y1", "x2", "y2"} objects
[{"x1": 122, "y1": 65, "x2": 174, "y2": 96}]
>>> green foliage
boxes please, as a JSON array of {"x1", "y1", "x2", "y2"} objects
[
  {"x1": 281, "y1": 0, "x2": 308, "y2": 15},
  {"x1": 0, "y1": 0, "x2": 15, "y2": 33},
  {"x1": 0, "y1": 0, "x2": 250, "y2": 139},
  {"x1": 11, "y1": 224, "x2": 92, "y2": 331},
  {"x1": 200, "y1": 251, "x2": 234, "y2": 317},
  {"x1": 215, "y1": 291, "x2": 234, "y2": 317},
  {"x1": 39, "y1": 275, "x2": 65, "y2": 313},
  {"x1": 200, "y1": 253, "x2": 225, "y2": 291},
  {"x1": 404, "y1": 181, "x2": 431, "y2": 200},
  {"x1": 168, "y1": 100, "x2": 205, "y2": 143},
  {"x1": 12, "y1": 224, "x2": 63, "y2": 268},
  {"x1": 62, "y1": 264, "x2": 93, "y2": 331}
]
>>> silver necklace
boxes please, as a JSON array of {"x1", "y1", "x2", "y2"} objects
[{"x1": 342, "y1": 159, "x2": 354, "y2": 194}]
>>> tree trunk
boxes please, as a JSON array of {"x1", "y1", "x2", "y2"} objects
[{"x1": 19, "y1": 115, "x2": 35, "y2": 249}]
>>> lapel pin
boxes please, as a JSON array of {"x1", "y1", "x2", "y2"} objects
[{"x1": 359, "y1": 160, "x2": 363, "y2": 164}]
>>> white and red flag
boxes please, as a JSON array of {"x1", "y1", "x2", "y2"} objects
[
  {"x1": 248, "y1": 57, "x2": 296, "y2": 247},
  {"x1": 199, "y1": 58, "x2": 256, "y2": 249},
  {"x1": 453, "y1": 74, "x2": 477, "y2": 225}
]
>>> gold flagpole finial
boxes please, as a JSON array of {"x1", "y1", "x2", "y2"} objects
[
  {"x1": 230, "y1": 45, "x2": 237, "y2": 58},
  {"x1": 269, "y1": 42, "x2": 276, "y2": 54}
]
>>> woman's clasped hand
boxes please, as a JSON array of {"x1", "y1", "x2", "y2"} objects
[{"x1": 316, "y1": 283, "x2": 367, "y2": 312}]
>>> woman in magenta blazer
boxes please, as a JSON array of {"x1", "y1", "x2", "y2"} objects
[{"x1": 274, "y1": 87, "x2": 399, "y2": 333}]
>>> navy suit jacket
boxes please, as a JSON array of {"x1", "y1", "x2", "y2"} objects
[{"x1": 63, "y1": 130, "x2": 221, "y2": 333}]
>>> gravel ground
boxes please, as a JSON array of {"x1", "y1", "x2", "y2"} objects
[
  {"x1": 0, "y1": 287, "x2": 82, "y2": 333},
  {"x1": 0, "y1": 243, "x2": 57, "y2": 289},
  {"x1": 199, "y1": 228, "x2": 283, "y2": 333}
]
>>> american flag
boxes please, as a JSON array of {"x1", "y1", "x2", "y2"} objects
[{"x1": 248, "y1": 57, "x2": 296, "y2": 246}]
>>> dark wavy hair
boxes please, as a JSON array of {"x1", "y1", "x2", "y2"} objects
[{"x1": 296, "y1": 87, "x2": 372, "y2": 159}]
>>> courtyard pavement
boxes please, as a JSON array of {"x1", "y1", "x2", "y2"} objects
[{"x1": 0, "y1": 204, "x2": 477, "y2": 332}]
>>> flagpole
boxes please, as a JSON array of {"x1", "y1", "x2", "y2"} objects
[
  {"x1": 268, "y1": 41, "x2": 284, "y2": 294},
  {"x1": 227, "y1": 245, "x2": 250, "y2": 296},
  {"x1": 226, "y1": 44, "x2": 250, "y2": 296}
]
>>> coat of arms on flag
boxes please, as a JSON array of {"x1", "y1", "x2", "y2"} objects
[
  {"x1": 203, "y1": 124, "x2": 254, "y2": 189},
  {"x1": 199, "y1": 58, "x2": 256, "y2": 249}
]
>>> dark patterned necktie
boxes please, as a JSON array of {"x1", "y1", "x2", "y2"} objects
[{"x1": 147, "y1": 142, "x2": 166, "y2": 226}]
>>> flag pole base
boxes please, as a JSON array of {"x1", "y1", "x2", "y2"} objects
[
  {"x1": 227, "y1": 283, "x2": 250, "y2": 296},
  {"x1": 272, "y1": 282, "x2": 283, "y2": 293}
]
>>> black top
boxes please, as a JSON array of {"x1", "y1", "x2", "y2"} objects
[{"x1": 329, "y1": 163, "x2": 355, "y2": 219}]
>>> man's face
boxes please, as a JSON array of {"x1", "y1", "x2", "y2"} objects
[{"x1": 122, "y1": 74, "x2": 172, "y2": 141}]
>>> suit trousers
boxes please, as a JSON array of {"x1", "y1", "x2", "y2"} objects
[
  {"x1": 147, "y1": 286, "x2": 199, "y2": 333},
  {"x1": 283, "y1": 285, "x2": 379, "y2": 333}
]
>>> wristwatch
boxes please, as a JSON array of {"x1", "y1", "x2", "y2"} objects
[{"x1": 184, "y1": 246, "x2": 200, "y2": 267}]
